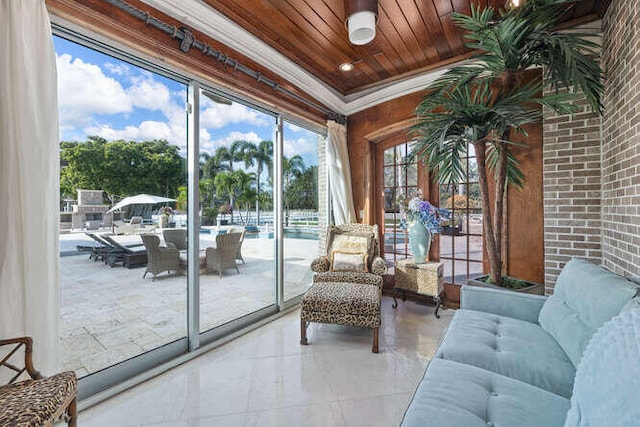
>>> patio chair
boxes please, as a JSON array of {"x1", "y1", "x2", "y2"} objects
[
  {"x1": 141, "y1": 234, "x2": 180, "y2": 280},
  {"x1": 229, "y1": 228, "x2": 246, "y2": 264},
  {"x1": 163, "y1": 228, "x2": 187, "y2": 250},
  {"x1": 0, "y1": 337, "x2": 77, "y2": 426},
  {"x1": 100, "y1": 234, "x2": 146, "y2": 267},
  {"x1": 205, "y1": 232, "x2": 242, "y2": 277}
]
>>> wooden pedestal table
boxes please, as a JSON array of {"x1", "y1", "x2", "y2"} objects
[{"x1": 393, "y1": 259, "x2": 445, "y2": 318}]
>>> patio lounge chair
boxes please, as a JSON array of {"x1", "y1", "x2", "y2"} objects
[
  {"x1": 84, "y1": 232, "x2": 111, "y2": 261},
  {"x1": 141, "y1": 234, "x2": 180, "y2": 281},
  {"x1": 99, "y1": 234, "x2": 146, "y2": 267},
  {"x1": 205, "y1": 232, "x2": 242, "y2": 277}
]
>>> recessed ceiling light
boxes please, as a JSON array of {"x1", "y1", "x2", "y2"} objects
[{"x1": 339, "y1": 62, "x2": 354, "y2": 72}]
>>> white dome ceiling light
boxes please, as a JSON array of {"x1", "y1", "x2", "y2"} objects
[{"x1": 345, "y1": 0, "x2": 378, "y2": 46}]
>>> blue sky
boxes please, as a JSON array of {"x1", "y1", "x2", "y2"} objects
[{"x1": 53, "y1": 36, "x2": 319, "y2": 167}]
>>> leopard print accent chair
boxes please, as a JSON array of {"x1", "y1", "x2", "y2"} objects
[
  {"x1": 310, "y1": 223, "x2": 387, "y2": 278},
  {"x1": 0, "y1": 337, "x2": 77, "y2": 427}
]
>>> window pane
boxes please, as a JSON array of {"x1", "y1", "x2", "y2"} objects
[
  {"x1": 283, "y1": 122, "x2": 322, "y2": 301},
  {"x1": 56, "y1": 36, "x2": 187, "y2": 377},
  {"x1": 406, "y1": 163, "x2": 418, "y2": 186},
  {"x1": 198, "y1": 91, "x2": 276, "y2": 332},
  {"x1": 384, "y1": 166, "x2": 395, "y2": 187}
]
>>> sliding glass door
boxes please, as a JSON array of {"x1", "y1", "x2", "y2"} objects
[
  {"x1": 197, "y1": 88, "x2": 276, "y2": 333},
  {"x1": 55, "y1": 29, "x2": 326, "y2": 399},
  {"x1": 56, "y1": 35, "x2": 188, "y2": 380},
  {"x1": 282, "y1": 121, "x2": 323, "y2": 302}
]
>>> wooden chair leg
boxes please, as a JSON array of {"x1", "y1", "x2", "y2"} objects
[
  {"x1": 68, "y1": 397, "x2": 77, "y2": 427},
  {"x1": 372, "y1": 327, "x2": 379, "y2": 353},
  {"x1": 300, "y1": 319, "x2": 308, "y2": 345}
]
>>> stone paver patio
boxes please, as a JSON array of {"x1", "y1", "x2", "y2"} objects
[{"x1": 60, "y1": 231, "x2": 317, "y2": 377}]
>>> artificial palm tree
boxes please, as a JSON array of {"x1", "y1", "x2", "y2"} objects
[{"x1": 410, "y1": 0, "x2": 603, "y2": 286}]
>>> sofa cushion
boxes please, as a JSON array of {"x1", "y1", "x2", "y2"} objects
[
  {"x1": 564, "y1": 308, "x2": 640, "y2": 427},
  {"x1": 402, "y1": 358, "x2": 570, "y2": 427},
  {"x1": 435, "y1": 309, "x2": 575, "y2": 398},
  {"x1": 539, "y1": 258, "x2": 638, "y2": 367}
]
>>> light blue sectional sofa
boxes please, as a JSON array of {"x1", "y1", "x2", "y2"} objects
[{"x1": 402, "y1": 258, "x2": 640, "y2": 427}]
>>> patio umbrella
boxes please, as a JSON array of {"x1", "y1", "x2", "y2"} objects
[{"x1": 107, "y1": 194, "x2": 175, "y2": 213}]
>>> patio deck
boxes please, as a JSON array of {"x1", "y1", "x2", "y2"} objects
[{"x1": 60, "y1": 230, "x2": 317, "y2": 377}]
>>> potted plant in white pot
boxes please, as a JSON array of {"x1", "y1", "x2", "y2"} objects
[{"x1": 409, "y1": 0, "x2": 603, "y2": 291}]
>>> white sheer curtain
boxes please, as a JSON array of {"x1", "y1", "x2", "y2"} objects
[
  {"x1": 326, "y1": 120, "x2": 356, "y2": 225},
  {"x1": 0, "y1": 0, "x2": 60, "y2": 374}
]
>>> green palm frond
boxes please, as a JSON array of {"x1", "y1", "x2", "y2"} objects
[{"x1": 486, "y1": 143, "x2": 526, "y2": 188}]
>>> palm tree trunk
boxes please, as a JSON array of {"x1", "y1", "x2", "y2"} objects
[
  {"x1": 492, "y1": 141, "x2": 509, "y2": 286},
  {"x1": 256, "y1": 166, "x2": 261, "y2": 226},
  {"x1": 473, "y1": 140, "x2": 501, "y2": 286}
]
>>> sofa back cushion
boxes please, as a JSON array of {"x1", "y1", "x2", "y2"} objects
[
  {"x1": 563, "y1": 308, "x2": 640, "y2": 427},
  {"x1": 539, "y1": 258, "x2": 638, "y2": 367}
]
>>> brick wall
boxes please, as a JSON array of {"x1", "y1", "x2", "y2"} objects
[
  {"x1": 601, "y1": 0, "x2": 640, "y2": 278},
  {"x1": 542, "y1": 90, "x2": 603, "y2": 293}
]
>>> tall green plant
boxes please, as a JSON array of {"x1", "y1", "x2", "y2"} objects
[{"x1": 410, "y1": 0, "x2": 603, "y2": 286}]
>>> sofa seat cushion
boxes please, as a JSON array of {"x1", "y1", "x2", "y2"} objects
[
  {"x1": 402, "y1": 358, "x2": 570, "y2": 427},
  {"x1": 435, "y1": 309, "x2": 575, "y2": 398}
]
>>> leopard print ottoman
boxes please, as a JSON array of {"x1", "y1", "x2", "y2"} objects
[{"x1": 300, "y1": 281, "x2": 382, "y2": 353}]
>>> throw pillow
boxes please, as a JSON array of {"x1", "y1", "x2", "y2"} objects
[
  {"x1": 331, "y1": 251, "x2": 368, "y2": 272},
  {"x1": 328, "y1": 231, "x2": 374, "y2": 263}
]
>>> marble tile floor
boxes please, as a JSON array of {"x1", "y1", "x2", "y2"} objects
[
  {"x1": 60, "y1": 234, "x2": 318, "y2": 377},
  {"x1": 79, "y1": 299, "x2": 453, "y2": 427}
]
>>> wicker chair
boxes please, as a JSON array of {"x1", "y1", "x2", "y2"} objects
[
  {"x1": 205, "y1": 232, "x2": 242, "y2": 277},
  {"x1": 229, "y1": 228, "x2": 246, "y2": 264},
  {"x1": 0, "y1": 337, "x2": 77, "y2": 426},
  {"x1": 301, "y1": 224, "x2": 387, "y2": 353},
  {"x1": 141, "y1": 234, "x2": 180, "y2": 280},
  {"x1": 163, "y1": 228, "x2": 187, "y2": 250}
]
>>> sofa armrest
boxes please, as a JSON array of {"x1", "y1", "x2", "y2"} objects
[{"x1": 461, "y1": 285, "x2": 547, "y2": 324}]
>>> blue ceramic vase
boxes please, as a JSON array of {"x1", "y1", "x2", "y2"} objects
[{"x1": 409, "y1": 221, "x2": 431, "y2": 264}]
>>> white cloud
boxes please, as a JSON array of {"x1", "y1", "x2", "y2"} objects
[
  {"x1": 104, "y1": 62, "x2": 130, "y2": 76},
  {"x1": 85, "y1": 121, "x2": 172, "y2": 142},
  {"x1": 284, "y1": 137, "x2": 318, "y2": 165},
  {"x1": 200, "y1": 101, "x2": 270, "y2": 129},
  {"x1": 56, "y1": 54, "x2": 132, "y2": 129},
  {"x1": 286, "y1": 123, "x2": 302, "y2": 132},
  {"x1": 200, "y1": 131, "x2": 261, "y2": 154},
  {"x1": 127, "y1": 77, "x2": 172, "y2": 112}
]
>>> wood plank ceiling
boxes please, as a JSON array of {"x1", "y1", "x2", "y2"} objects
[{"x1": 201, "y1": 0, "x2": 608, "y2": 96}]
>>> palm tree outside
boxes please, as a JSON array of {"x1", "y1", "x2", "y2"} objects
[
  {"x1": 240, "y1": 140, "x2": 273, "y2": 225},
  {"x1": 282, "y1": 154, "x2": 305, "y2": 226}
]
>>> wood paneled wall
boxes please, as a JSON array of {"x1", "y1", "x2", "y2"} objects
[{"x1": 347, "y1": 87, "x2": 545, "y2": 284}]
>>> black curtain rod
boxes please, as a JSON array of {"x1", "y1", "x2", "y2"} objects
[{"x1": 102, "y1": 0, "x2": 347, "y2": 124}]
